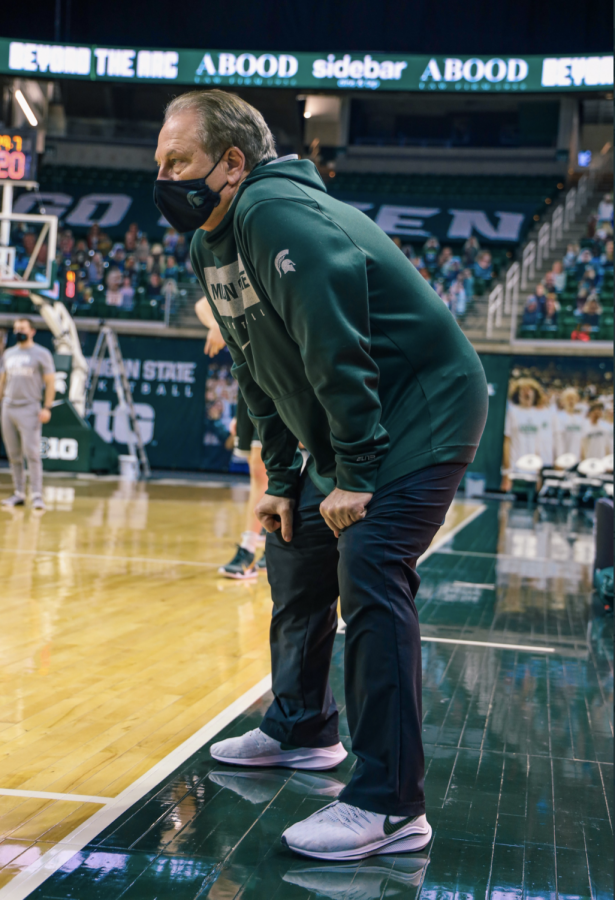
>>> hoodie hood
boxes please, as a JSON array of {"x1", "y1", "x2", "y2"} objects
[{"x1": 242, "y1": 155, "x2": 327, "y2": 194}]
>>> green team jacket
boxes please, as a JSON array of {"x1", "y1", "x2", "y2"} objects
[{"x1": 191, "y1": 156, "x2": 488, "y2": 498}]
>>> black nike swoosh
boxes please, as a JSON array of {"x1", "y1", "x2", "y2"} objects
[{"x1": 383, "y1": 815, "x2": 417, "y2": 836}]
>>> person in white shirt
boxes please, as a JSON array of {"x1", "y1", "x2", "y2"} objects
[
  {"x1": 501, "y1": 377, "x2": 545, "y2": 491},
  {"x1": 555, "y1": 388, "x2": 585, "y2": 461},
  {"x1": 582, "y1": 402, "x2": 614, "y2": 460},
  {"x1": 597, "y1": 193, "x2": 613, "y2": 222}
]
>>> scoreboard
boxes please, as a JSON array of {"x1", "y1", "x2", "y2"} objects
[{"x1": 0, "y1": 129, "x2": 37, "y2": 182}]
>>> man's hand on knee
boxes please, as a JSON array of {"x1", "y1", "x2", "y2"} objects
[
  {"x1": 320, "y1": 488, "x2": 373, "y2": 538},
  {"x1": 255, "y1": 494, "x2": 295, "y2": 542}
]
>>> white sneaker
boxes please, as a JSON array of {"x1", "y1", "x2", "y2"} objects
[
  {"x1": 31, "y1": 494, "x2": 46, "y2": 511},
  {"x1": 281, "y1": 801, "x2": 432, "y2": 860},
  {"x1": 1, "y1": 493, "x2": 25, "y2": 508},
  {"x1": 210, "y1": 727, "x2": 347, "y2": 770}
]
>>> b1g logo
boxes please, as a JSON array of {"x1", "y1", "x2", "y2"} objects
[{"x1": 41, "y1": 437, "x2": 79, "y2": 461}]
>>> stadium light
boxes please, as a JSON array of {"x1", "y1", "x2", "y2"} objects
[
  {"x1": 303, "y1": 111, "x2": 312, "y2": 118},
  {"x1": 14, "y1": 89, "x2": 38, "y2": 127}
]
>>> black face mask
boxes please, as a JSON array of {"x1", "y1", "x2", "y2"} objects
[
  {"x1": 153, "y1": 154, "x2": 228, "y2": 233},
  {"x1": 15, "y1": 332, "x2": 28, "y2": 343}
]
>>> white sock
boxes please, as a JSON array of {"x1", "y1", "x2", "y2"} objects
[{"x1": 240, "y1": 531, "x2": 259, "y2": 554}]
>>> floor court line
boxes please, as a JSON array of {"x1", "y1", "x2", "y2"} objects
[
  {"x1": 0, "y1": 547, "x2": 220, "y2": 569},
  {"x1": 0, "y1": 790, "x2": 111, "y2": 804},
  {"x1": 0, "y1": 503, "x2": 487, "y2": 898},
  {"x1": 0, "y1": 676, "x2": 272, "y2": 900},
  {"x1": 421, "y1": 636, "x2": 555, "y2": 653}
]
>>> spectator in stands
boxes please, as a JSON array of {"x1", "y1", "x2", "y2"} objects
[
  {"x1": 124, "y1": 223, "x2": 139, "y2": 252},
  {"x1": 521, "y1": 297, "x2": 541, "y2": 327},
  {"x1": 575, "y1": 248, "x2": 593, "y2": 280},
  {"x1": 136, "y1": 236, "x2": 150, "y2": 264},
  {"x1": 441, "y1": 253, "x2": 461, "y2": 284},
  {"x1": 163, "y1": 227, "x2": 179, "y2": 253},
  {"x1": 579, "y1": 266, "x2": 601, "y2": 292},
  {"x1": 120, "y1": 275, "x2": 135, "y2": 311},
  {"x1": 437, "y1": 246, "x2": 452, "y2": 272},
  {"x1": 87, "y1": 252, "x2": 105, "y2": 285},
  {"x1": 542, "y1": 270, "x2": 557, "y2": 294},
  {"x1": 151, "y1": 243, "x2": 165, "y2": 273},
  {"x1": 105, "y1": 267, "x2": 123, "y2": 307},
  {"x1": 87, "y1": 224, "x2": 101, "y2": 251},
  {"x1": 110, "y1": 243, "x2": 126, "y2": 271},
  {"x1": 581, "y1": 295, "x2": 603, "y2": 329},
  {"x1": 563, "y1": 242, "x2": 579, "y2": 270},
  {"x1": 462, "y1": 236, "x2": 481, "y2": 267},
  {"x1": 422, "y1": 237, "x2": 440, "y2": 272},
  {"x1": 473, "y1": 250, "x2": 493, "y2": 283},
  {"x1": 461, "y1": 267, "x2": 474, "y2": 298},
  {"x1": 174, "y1": 233, "x2": 189, "y2": 263},
  {"x1": 528, "y1": 283, "x2": 546, "y2": 315},
  {"x1": 59, "y1": 229, "x2": 75, "y2": 260},
  {"x1": 597, "y1": 192, "x2": 613, "y2": 222},
  {"x1": 595, "y1": 219, "x2": 613, "y2": 245},
  {"x1": 542, "y1": 294, "x2": 559, "y2": 328},
  {"x1": 601, "y1": 239, "x2": 614, "y2": 270},
  {"x1": 164, "y1": 255, "x2": 178, "y2": 280},
  {"x1": 571, "y1": 323, "x2": 592, "y2": 341},
  {"x1": 148, "y1": 271, "x2": 164, "y2": 302},
  {"x1": 550, "y1": 260, "x2": 566, "y2": 293},
  {"x1": 449, "y1": 273, "x2": 467, "y2": 317}
]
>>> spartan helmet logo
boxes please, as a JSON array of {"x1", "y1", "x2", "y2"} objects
[
  {"x1": 275, "y1": 249, "x2": 296, "y2": 276},
  {"x1": 187, "y1": 191, "x2": 205, "y2": 208}
]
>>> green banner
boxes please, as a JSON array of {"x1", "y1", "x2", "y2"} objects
[{"x1": 1, "y1": 39, "x2": 612, "y2": 92}]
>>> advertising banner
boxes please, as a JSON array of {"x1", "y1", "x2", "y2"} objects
[
  {"x1": 13, "y1": 179, "x2": 535, "y2": 244},
  {"x1": 78, "y1": 333, "x2": 208, "y2": 470},
  {"x1": 1, "y1": 39, "x2": 612, "y2": 93}
]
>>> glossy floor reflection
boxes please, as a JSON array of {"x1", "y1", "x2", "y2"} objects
[{"x1": 7, "y1": 498, "x2": 614, "y2": 899}]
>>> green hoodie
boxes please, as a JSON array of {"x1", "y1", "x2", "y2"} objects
[{"x1": 191, "y1": 156, "x2": 488, "y2": 498}]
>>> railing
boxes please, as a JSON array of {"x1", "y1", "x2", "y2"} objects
[
  {"x1": 486, "y1": 283, "x2": 503, "y2": 338},
  {"x1": 550, "y1": 205, "x2": 563, "y2": 248},
  {"x1": 521, "y1": 241, "x2": 536, "y2": 290},
  {"x1": 487, "y1": 261, "x2": 519, "y2": 338},
  {"x1": 537, "y1": 222, "x2": 550, "y2": 269}
]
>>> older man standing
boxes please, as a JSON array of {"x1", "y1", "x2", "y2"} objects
[{"x1": 154, "y1": 90, "x2": 488, "y2": 861}]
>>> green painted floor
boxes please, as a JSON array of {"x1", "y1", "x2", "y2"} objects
[{"x1": 31, "y1": 502, "x2": 613, "y2": 899}]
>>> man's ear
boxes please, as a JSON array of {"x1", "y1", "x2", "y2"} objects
[{"x1": 225, "y1": 147, "x2": 247, "y2": 186}]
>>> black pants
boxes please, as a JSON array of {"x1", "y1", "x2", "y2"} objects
[{"x1": 260, "y1": 462, "x2": 467, "y2": 816}]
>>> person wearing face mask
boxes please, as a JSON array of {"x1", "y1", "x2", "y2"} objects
[
  {"x1": 154, "y1": 90, "x2": 488, "y2": 862},
  {"x1": 0, "y1": 318, "x2": 55, "y2": 510}
]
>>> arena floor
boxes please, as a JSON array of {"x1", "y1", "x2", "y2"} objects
[{"x1": 0, "y1": 472, "x2": 612, "y2": 899}]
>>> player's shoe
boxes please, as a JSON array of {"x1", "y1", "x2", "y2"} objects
[
  {"x1": 255, "y1": 550, "x2": 267, "y2": 573},
  {"x1": 281, "y1": 801, "x2": 432, "y2": 860},
  {"x1": 218, "y1": 546, "x2": 256, "y2": 579},
  {"x1": 31, "y1": 494, "x2": 46, "y2": 511},
  {"x1": 1, "y1": 493, "x2": 25, "y2": 508},
  {"x1": 210, "y1": 727, "x2": 347, "y2": 770}
]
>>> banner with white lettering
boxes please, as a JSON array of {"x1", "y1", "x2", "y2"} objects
[
  {"x1": 1, "y1": 39, "x2": 612, "y2": 92},
  {"x1": 16, "y1": 179, "x2": 537, "y2": 243},
  {"x1": 79, "y1": 333, "x2": 208, "y2": 469}
]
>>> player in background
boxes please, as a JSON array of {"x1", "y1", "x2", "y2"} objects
[
  {"x1": 554, "y1": 387, "x2": 585, "y2": 461},
  {"x1": 0, "y1": 318, "x2": 55, "y2": 510},
  {"x1": 500, "y1": 377, "x2": 544, "y2": 491},
  {"x1": 195, "y1": 297, "x2": 267, "y2": 577},
  {"x1": 582, "y1": 401, "x2": 614, "y2": 460}
]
